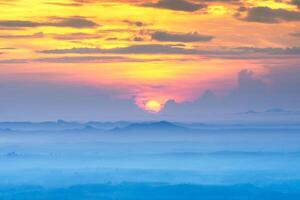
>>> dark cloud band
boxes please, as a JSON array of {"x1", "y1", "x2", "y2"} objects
[
  {"x1": 243, "y1": 7, "x2": 300, "y2": 23},
  {"x1": 0, "y1": 17, "x2": 98, "y2": 28},
  {"x1": 151, "y1": 31, "x2": 213, "y2": 42},
  {"x1": 144, "y1": 0, "x2": 205, "y2": 12}
]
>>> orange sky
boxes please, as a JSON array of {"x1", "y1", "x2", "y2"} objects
[{"x1": 0, "y1": 0, "x2": 300, "y2": 112}]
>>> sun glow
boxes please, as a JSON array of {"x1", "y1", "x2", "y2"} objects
[{"x1": 145, "y1": 100, "x2": 162, "y2": 113}]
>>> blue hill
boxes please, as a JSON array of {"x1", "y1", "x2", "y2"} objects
[{"x1": 114, "y1": 121, "x2": 188, "y2": 132}]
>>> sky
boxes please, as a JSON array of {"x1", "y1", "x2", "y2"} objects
[{"x1": 0, "y1": 0, "x2": 300, "y2": 121}]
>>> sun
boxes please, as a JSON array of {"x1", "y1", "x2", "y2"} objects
[{"x1": 145, "y1": 100, "x2": 162, "y2": 113}]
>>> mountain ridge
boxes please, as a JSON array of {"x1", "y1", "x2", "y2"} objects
[{"x1": 111, "y1": 121, "x2": 188, "y2": 133}]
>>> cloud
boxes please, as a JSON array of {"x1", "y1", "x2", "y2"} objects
[
  {"x1": 160, "y1": 65, "x2": 300, "y2": 121},
  {"x1": 162, "y1": 70, "x2": 269, "y2": 117},
  {"x1": 0, "y1": 56, "x2": 163, "y2": 64},
  {"x1": 151, "y1": 31, "x2": 213, "y2": 42},
  {"x1": 0, "y1": 32, "x2": 43, "y2": 39},
  {"x1": 144, "y1": 0, "x2": 205, "y2": 12},
  {"x1": 1, "y1": 61, "x2": 299, "y2": 122},
  {"x1": 0, "y1": 0, "x2": 18, "y2": 5},
  {"x1": 0, "y1": 20, "x2": 38, "y2": 28},
  {"x1": 204, "y1": 0, "x2": 240, "y2": 2},
  {"x1": 34, "y1": 56, "x2": 159, "y2": 63},
  {"x1": 123, "y1": 20, "x2": 146, "y2": 27},
  {"x1": 162, "y1": 90, "x2": 220, "y2": 116},
  {"x1": 52, "y1": 32, "x2": 101, "y2": 40},
  {"x1": 292, "y1": 0, "x2": 300, "y2": 9},
  {"x1": 72, "y1": 0, "x2": 100, "y2": 3},
  {"x1": 265, "y1": 65, "x2": 300, "y2": 98},
  {"x1": 38, "y1": 44, "x2": 201, "y2": 54},
  {"x1": 290, "y1": 31, "x2": 300, "y2": 37},
  {"x1": 71, "y1": 0, "x2": 241, "y2": 7},
  {"x1": 221, "y1": 66, "x2": 300, "y2": 111},
  {"x1": 0, "y1": 80, "x2": 149, "y2": 121},
  {"x1": 46, "y1": 17, "x2": 98, "y2": 28},
  {"x1": 0, "y1": 47, "x2": 16, "y2": 50},
  {"x1": 0, "y1": 59, "x2": 28, "y2": 63},
  {"x1": 46, "y1": 2, "x2": 83, "y2": 7},
  {"x1": 0, "y1": 17, "x2": 98, "y2": 28},
  {"x1": 227, "y1": 69, "x2": 267, "y2": 107},
  {"x1": 38, "y1": 45, "x2": 300, "y2": 57},
  {"x1": 233, "y1": 47, "x2": 300, "y2": 55},
  {"x1": 243, "y1": 7, "x2": 300, "y2": 23}
]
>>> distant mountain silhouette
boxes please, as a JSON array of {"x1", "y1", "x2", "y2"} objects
[
  {"x1": 265, "y1": 108, "x2": 289, "y2": 113},
  {"x1": 113, "y1": 121, "x2": 188, "y2": 133},
  {"x1": 62, "y1": 125, "x2": 105, "y2": 133},
  {"x1": 240, "y1": 110, "x2": 260, "y2": 115},
  {"x1": 240, "y1": 108, "x2": 293, "y2": 115},
  {"x1": 0, "y1": 121, "x2": 129, "y2": 132}
]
